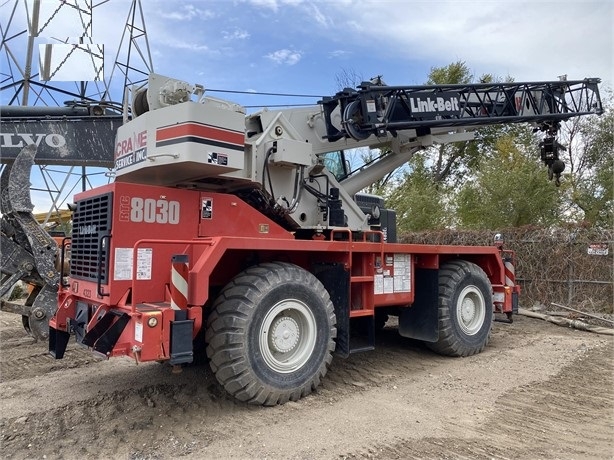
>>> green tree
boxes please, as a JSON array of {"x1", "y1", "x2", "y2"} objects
[
  {"x1": 387, "y1": 60, "x2": 509, "y2": 232},
  {"x1": 386, "y1": 155, "x2": 450, "y2": 231},
  {"x1": 558, "y1": 95, "x2": 613, "y2": 227},
  {"x1": 426, "y1": 60, "x2": 473, "y2": 85},
  {"x1": 423, "y1": 61, "x2": 477, "y2": 187},
  {"x1": 456, "y1": 131, "x2": 561, "y2": 229},
  {"x1": 422, "y1": 61, "x2": 515, "y2": 187}
]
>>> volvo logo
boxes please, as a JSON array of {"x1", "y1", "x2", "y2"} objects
[{"x1": 0, "y1": 133, "x2": 67, "y2": 149}]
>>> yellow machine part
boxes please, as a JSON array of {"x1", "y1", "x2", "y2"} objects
[{"x1": 32, "y1": 209, "x2": 73, "y2": 225}]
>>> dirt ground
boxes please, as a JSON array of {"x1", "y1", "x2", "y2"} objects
[{"x1": 0, "y1": 310, "x2": 612, "y2": 460}]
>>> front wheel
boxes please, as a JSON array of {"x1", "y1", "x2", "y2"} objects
[
  {"x1": 427, "y1": 260, "x2": 493, "y2": 357},
  {"x1": 206, "y1": 262, "x2": 336, "y2": 405}
]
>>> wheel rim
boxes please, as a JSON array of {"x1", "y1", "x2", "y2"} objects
[
  {"x1": 259, "y1": 299, "x2": 317, "y2": 374},
  {"x1": 456, "y1": 285, "x2": 486, "y2": 336}
]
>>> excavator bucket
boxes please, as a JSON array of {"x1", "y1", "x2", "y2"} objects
[{"x1": 0, "y1": 145, "x2": 62, "y2": 340}]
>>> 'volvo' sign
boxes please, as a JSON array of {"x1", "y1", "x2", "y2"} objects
[{"x1": 0, "y1": 116, "x2": 122, "y2": 167}]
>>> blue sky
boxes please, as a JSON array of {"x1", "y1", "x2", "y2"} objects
[
  {"x1": 4, "y1": 0, "x2": 611, "y2": 106},
  {"x1": 147, "y1": 0, "x2": 613, "y2": 100},
  {"x1": 1, "y1": 0, "x2": 612, "y2": 213},
  {"x1": 143, "y1": 0, "x2": 613, "y2": 108}
]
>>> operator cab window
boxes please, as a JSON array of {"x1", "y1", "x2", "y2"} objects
[{"x1": 321, "y1": 150, "x2": 348, "y2": 181}]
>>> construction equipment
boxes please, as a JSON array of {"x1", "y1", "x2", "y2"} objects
[
  {"x1": 0, "y1": 105, "x2": 122, "y2": 340},
  {"x1": 0, "y1": 145, "x2": 61, "y2": 339},
  {"x1": 47, "y1": 73, "x2": 602, "y2": 405}
]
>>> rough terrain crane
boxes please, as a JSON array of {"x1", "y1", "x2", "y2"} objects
[{"x1": 47, "y1": 73, "x2": 601, "y2": 405}]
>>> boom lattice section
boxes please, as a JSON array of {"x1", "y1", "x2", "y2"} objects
[{"x1": 322, "y1": 79, "x2": 603, "y2": 141}]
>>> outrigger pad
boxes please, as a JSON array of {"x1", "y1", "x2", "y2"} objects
[{"x1": 49, "y1": 325, "x2": 70, "y2": 359}]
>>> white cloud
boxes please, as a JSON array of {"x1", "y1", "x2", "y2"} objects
[
  {"x1": 38, "y1": 43, "x2": 104, "y2": 81},
  {"x1": 328, "y1": 49, "x2": 351, "y2": 59},
  {"x1": 4, "y1": 0, "x2": 611, "y2": 105},
  {"x1": 305, "y1": 3, "x2": 332, "y2": 27},
  {"x1": 242, "y1": 0, "x2": 332, "y2": 27},
  {"x1": 157, "y1": 4, "x2": 214, "y2": 21},
  {"x1": 223, "y1": 28, "x2": 250, "y2": 40},
  {"x1": 246, "y1": 0, "x2": 279, "y2": 11},
  {"x1": 330, "y1": 1, "x2": 613, "y2": 86},
  {"x1": 165, "y1": 39, "x2": 210, "y2": 53},
  {"x1": 265, "y1": 49, "x2": 302, "y2": 65},
  {"x1": 245, "y1": 0, "x2": 304, "y2": 12}
]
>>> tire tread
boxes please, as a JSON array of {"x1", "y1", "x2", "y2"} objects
[
  {"x1": 427, "y1": 260, "x2": 492, "y2": 358},
  {"x1": 206, "y1": 262, "x2": 336, "y2": 405}
]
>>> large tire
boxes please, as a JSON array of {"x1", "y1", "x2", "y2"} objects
[
  {"x1": 205, "y1": 262, "x2": 336, "y2": 405},
  {"x1": 427, "y1": 260, "x2": 493, "y2": 357}
]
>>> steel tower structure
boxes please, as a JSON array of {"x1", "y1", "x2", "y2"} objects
[{"x1": 0, "y1": 0, "x2": 153, "y2": 226}]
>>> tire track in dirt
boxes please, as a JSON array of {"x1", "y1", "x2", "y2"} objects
[
  {"x1": 1, "y1": 312, "x2": 611, "y2": 459},
  {"x1": 0, "y1": 322, "x2": 460, "y2": 459},
  {"x1": 0, "y1": 321, "x2": 99, "y2": 383},
  {"x1": 0, "y1": 346, "x2": 96, "y2": 382},
  {"x1": 0, "y1": 327, "x2": 29, "y2": 343},
  {"x1": 0, "y1": 334, "x2": 430, "y2": 457},
  {"x1": 342, "y1": 342, "x2": 614, "y2": 460},
  {"x1": 0, "y1": 315, "x2": 30, "y2": 343},
  {"x1": 324, "y1": 330, "x2": 445, "y2": 389},
  {"x1": 1, "y1": 365, "x2": 238, "y2": 459}
]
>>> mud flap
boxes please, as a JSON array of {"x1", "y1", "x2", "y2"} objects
[
  {"x1": 349, "y1": 316, "x2": 375, "y2": 354},
  {"x1": 49, "y1": 326, "x2": 70, "y2": 359},
  {"x1": 313, "y1": 263, "x2": 350, "y2": 358},
  {"x1": 170, "y1": 310, "x2": 193, "y2": 365},
  {"x1": 399, "y1": 268, "x2": 439, "y2": 342},
  {"x1": 81, "y1": 311, "x2": 130, "y2": 356}
]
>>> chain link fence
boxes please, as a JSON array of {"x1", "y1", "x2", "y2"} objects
[{"x1": 400, "y1": 226, "x2": 613, "y2": 314}]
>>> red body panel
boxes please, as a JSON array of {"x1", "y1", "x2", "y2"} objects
[{"x1": 53, "y1": 182, "x2": 515, "y2": 363}]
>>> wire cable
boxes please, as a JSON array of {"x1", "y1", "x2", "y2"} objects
[
  {"x1": 243, "y1": 103, "x2": 318, "y2": 108},
  {"x1": 206, "y1": 88, "x2": 324, "y2": 98}
]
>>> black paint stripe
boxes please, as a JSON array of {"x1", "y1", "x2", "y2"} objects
[{"x1": 155, "y1": 136, "x2": 244, "y2": 152}]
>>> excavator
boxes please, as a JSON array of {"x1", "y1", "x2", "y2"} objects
[
  {"x1": 0, "y1": 104, "x2": 121, "y2": 340},
  {"x1": 1, "y1": 73, "x2": 602, "y2": 406}
]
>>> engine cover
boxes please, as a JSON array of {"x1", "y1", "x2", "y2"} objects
[{"x1": 114, "y1": 101, "x2": 245, "y2": 186}]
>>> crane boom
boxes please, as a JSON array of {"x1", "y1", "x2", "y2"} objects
[
  {"x1": 114, "y1": 74, "x2": 603, "y2": 234},
  {"x1": 321, "y1": 78, "x2": 602, "y2": 141}
]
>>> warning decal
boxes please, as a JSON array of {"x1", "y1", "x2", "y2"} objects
[
  {"x1": 393, "y1": 254, "x2": 411, "y2": 292},
  {"x1": 113, "y1": 247, "x2": 153, "y2": 281},
  {"x1": 202, "y1": 198, "x2": 213, "y2": 219}
]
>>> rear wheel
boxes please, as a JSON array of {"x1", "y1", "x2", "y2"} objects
[
  {"x1": 427, "y1": 260, "x2": 493, "y2": 357},
  {"x1": 206, "y1": 262, "x2": 336, "y2": 405}
]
